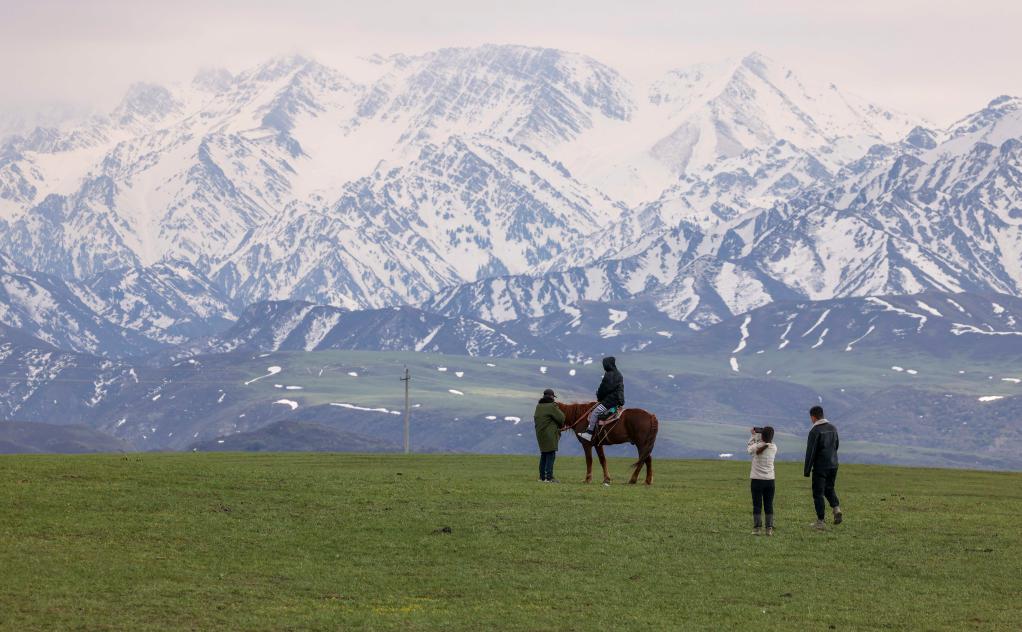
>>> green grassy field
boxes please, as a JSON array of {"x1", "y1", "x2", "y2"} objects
[{"x1": 1, "y1": 454, "x2": 1020, "y2": 631}]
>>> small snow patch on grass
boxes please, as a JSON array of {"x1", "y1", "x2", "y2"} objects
[
  {"x1": 273, "y1": 399, "x2": 299, "y2": 410},
  {"x1": 718, "y1": 453, "x2": 733, "y2": 459},
  {"x1": 978, "y1": 396, "x2": 1004, "y2": 402},
  {"x1": 448, "y1": 389, "x2": 464, "y2": 396}
]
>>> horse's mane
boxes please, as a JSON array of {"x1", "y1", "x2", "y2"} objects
[{"x1": 557, "y1": 401, "x2": 597, "y2": 426}]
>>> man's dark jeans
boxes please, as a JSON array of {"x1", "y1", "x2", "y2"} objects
[
  {"x1": 811, "y1": 467, "x2": 840, "y2": 520},
  {"x1": 539, "y1": 451, "x2": 556, "y2": 481}
]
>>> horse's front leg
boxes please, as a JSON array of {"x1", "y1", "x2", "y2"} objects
[
  {"x1": 596, "y1": 445, "x2": 611, "y2": 485},
  {"x1": 583, "y1": 444, "x2": 593, "y2": 484}
]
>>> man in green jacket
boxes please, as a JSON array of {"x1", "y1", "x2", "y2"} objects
[{"x1": 534, "y1": 388, "x2": 566, "y2": 482}]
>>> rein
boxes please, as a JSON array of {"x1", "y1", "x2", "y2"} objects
[{"x1": 561, "y1": 403, "x2": 599, "y2": 432}]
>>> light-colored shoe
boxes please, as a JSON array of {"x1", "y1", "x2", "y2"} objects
[
  {"x1": 578, "y1": 432, "x2": 593, "y2": 441},
  {"x1": 765, "y1": 527, "x2": 774, "y2": 537},
  {"x1": 752, "y1": 527, "x2": 762, "y2": 536},
  {"x1": 811, "y1": 519, "x2": 826, "y2": 530},
  {"x1": 548, "y1": 479, "x2": 561, "y2": 484},
  {"x1": 833, "y1": 510, "x2": 843, "y2": 525}
]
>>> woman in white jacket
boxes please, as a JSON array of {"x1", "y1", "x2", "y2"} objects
[{"x1": 747, "y1": 426, "x2": 777, "y2": 536}]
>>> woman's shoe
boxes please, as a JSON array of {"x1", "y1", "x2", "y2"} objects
[
  {"x1": 752, "y1": 527, "x2": 762, "y2": 536},
  {"x1": 765, "y1": 527, "x2": 774, "y2": 536}
]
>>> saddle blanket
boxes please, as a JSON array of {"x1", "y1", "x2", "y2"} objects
[{"x1": 597, "y1": 408, "x2": 625, "y2": 426}]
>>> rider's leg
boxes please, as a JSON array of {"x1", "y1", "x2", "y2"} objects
[{"x1": 586, "y1": 404, "x2": 607, "y2": 433}]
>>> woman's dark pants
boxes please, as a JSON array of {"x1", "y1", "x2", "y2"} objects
[{"x1": 751, "y1": 479, "x2": 775, "y2": 528}]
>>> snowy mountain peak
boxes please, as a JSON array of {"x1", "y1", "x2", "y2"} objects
[
  {"x1": 250, "y1": 54, "x2": 318, "y2": 82},
  {"x1": 113, "y1": 82, "x2": 181, "y2": 125},
  {"x1": 192, "y1": 67, "x2": 235, "y2": 93}
]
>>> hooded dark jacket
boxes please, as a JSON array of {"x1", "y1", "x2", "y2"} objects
[{"x1": 596, "y1": 357, "x2": 625, "y2": 408}]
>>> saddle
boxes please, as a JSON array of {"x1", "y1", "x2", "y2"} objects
[{"x1": 597, "y1": 407, "x2": 624, "y2": 426}]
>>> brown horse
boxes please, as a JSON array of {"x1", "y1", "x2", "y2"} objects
[{"x1": 557, "y1": 402, "x2": 659, "y2": 485}]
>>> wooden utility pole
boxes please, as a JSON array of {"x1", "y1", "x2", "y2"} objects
[{"x1": 400, "y1": 366, "x2": 410, "y2": 454}]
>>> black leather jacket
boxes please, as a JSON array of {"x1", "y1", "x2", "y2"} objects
[
  {"x1": 804, "y1": 420, "x2": 839, "y2": 476},
  {"x1": 596, "y1": 357, "x2": 625, "y2": 408}
]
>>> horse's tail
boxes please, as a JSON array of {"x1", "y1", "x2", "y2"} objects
[{"x1": 632, "y1": 413, "x2": 659, "y2": 468}]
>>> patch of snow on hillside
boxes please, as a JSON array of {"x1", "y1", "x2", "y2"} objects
[
  {"x1": 891, "y1": 366, "x2": 905, "y2": 372},
  {"x1": 330, "y1": 403, "x2": 400, "y2": 415},
  {"x1": 656, "y1": 331, "x2": 672, "y2": 338},
  {"x1": 946, "y1": 298, "x2": 968, "y2": 314},
  {"x1": 730, "y1": 357, "x2": 740, "y2": 372},
  {"x1": 802, "y1": 309, "x2": 831, "y2": 338},
  {"x1": 600, "y1": 309, "x2": 628, "y2": 338},
  {"x1": 437, "y1": 367, "x2": 448, "y2": 372},
  {"x1": 504, "y1": 416, "x2": 521, "y2": 423},
  {"x1": 285, "y1": 385, "x2": 303, "y2": 390},
  {"x1": 539, "y1": 366, "x2": 548, "y2": 374},
  {"x1": 448, "y1": 389, "x2": 464, "y2": 395},
  {"x1": 845, "y1": 325, "x2": 876, "y2": 351},
  {"x1": 244, "y1": 366, "x2": 282, "y2": 385},
  {"x1": 273, "y1": 399, "x2": 298, "y2": 410},
  {"x1": 915, "y1": 301, "x2": 943, "y2": 318},
  {"x1": 485, "y1": 415, "x2": 497, "y2": 420},
  {"x1": 718, "y1": 453, "x2": 733, "y2": 459},
  {"x1": 455, "y1": 371, "x2": 464, "y2": 378},
  {"x1": 569, "y1": 369, "x2": 577, "y2": 376},
  {"x1": 778, "y1": 321, "x2": 793, "y2": 350},
  {"x1": 811, "y1": 328, "x2": 829, "y2": 349},
  {"x1": 732, "y1": 315, "x2": 752, "y2": 353},
  {"x1": 950, "y1": 323, "x2": 1022, "y2": 336},
  {"x1": 978, "y1": 396, "x2": 1004, "y2": 402},
  {"x1": 992, "y1": 302, "x2": 1006, "y2": 314},
  {"x1": 1002, "y1": 377, "x2": 1021, "y2": 384},
  {"x1": 866, "y1": 298, "x2": 927, "y2": 332}
]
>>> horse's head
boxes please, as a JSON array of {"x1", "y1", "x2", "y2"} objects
[{"x1": 557, "y1": 401, "x2": 597, "y2": 430}]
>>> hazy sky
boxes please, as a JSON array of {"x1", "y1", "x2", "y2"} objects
[{"x1": 2, "y1": 0, "x2": 1021, "y2": 125}]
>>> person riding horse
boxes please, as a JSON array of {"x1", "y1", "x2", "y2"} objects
[{"x1": 578, "y1": 356, "x2": 624, "y2": 442}]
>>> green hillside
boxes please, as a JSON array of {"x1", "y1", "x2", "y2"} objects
[{"x1": 1, "y1": 454, "x2": 1019, "y2": 630}]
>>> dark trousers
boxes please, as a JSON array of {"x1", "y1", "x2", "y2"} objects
[
  {"x1": 811, "y1": 468, "x2": 840, "y2": 520},
  {"x1": 751, "y1": 479, "x2": 775, "y2": 527},
  {"x1": 539, "y1": 451, "x2": 556, "y2": 481}
]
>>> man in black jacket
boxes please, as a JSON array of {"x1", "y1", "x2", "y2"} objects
[
  {"x1": 578, "y1": 357, "x2": 624, "y2": 442},
  {"x1": 804, "y1": 405, "x2": 843, "y2": 529}
]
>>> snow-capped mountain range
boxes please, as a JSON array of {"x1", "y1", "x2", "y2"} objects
[{"x1": 0, "y1": 44, "x2": 1020, "y2": 353}]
